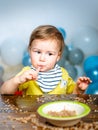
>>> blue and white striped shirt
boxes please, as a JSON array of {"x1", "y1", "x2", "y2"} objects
[{"x1": 31, "y1": 64, "x2": 62, "y2": 92}]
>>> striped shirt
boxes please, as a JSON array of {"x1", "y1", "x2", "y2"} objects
[{"x1": 31, "y1": 64, "x2": 62, "y2": 92}]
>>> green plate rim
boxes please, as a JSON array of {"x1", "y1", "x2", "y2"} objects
[{"x1": 37, "y1": 100, "x2": 91, "y2": 120}]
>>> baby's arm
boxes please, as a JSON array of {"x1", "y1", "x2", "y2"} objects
[
  {"x1": 0, "y1": 76, "x2": 21, "y2": 94},
  {"x1": 0, "y1": 68, "x2": 39, "y2": 94}
]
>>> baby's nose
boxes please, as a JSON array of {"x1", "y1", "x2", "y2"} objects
[{"x1": 40, "y1": 54, "x2": 46, "y2": 61}]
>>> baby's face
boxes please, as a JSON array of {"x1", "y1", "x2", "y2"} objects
[{"x1": 29, "y1": 39, "x2": 61, "y2": 72}]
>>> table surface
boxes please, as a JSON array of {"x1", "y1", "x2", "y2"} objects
[{"x1": 0, "y1": 94, "x2": 98, "y2": 130}]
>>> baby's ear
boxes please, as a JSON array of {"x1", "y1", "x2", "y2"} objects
[
  {"x1": 58, "y1": 51, "x2": 62, "y2": 60},
  {"x1": 57, "y1": 55, "x2": 61, "y2": 62}
]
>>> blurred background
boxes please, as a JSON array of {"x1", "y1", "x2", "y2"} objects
[{"x1": 0, "y1": 0, "x2": 98, "y2": 93}]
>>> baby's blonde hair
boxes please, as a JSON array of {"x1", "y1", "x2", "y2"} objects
[{"x1": 28, "y1": 25, "x2": 65, "y2": 55}]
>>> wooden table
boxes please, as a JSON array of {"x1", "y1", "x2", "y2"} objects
[{"x1": 0, "y1": 94, "x2": 98, "y2": 130}]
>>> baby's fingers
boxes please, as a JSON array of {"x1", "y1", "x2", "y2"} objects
[{"x1": 31, "y1": 67, "x2": 40, "y2": 80}]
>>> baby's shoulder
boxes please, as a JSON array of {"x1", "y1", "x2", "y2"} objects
[
  {"x1": 61, "y1": 67, "x2": 68, "y2": 75},
  {"x1": 22, "y1": 66, "x2": 31, "y2": 71}
]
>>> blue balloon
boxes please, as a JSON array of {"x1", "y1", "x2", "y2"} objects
[
  {"x1": 67, "y1": 42, "x2": 75, "y2": 51},
  {"x1": 85, "y1": 82, "x2": 98, "y2": 94},
  {"x1": 75, "y1": 65, "x2": 85, "y2": 78},
  {"x1": 58, "y1": 45, "x2": 69, "y2": 67},
  {"x1": 57, "y1": 27, "x2": 66, "y2": 39},
  {"x1": 22, "y1": 52, "x2": 31, "y2": 66},
  {"x1": 68, "y1": 48, "x2": 84, "y2": 65},
  {"x1": 0, "y1": 66, "x2": 4, "y2": 78},
  {"x1": 85, "y1": 67, "x2": 98, "y2": 82},
  {"x1": 64, "y1": 63, "x2": 77, "y2": 80},
  {"x1": 83, "y1": 55, "x2": 98, "y2": 73}
]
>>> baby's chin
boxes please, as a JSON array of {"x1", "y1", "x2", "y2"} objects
[
  {"x1": 39, "y1": 69, "x2": 47, "y2": 72},
  {"x1": 39, "y1": 68, "x2": 50, "y2": 72}
]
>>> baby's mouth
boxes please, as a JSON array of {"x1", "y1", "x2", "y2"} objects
[{"x1": 38, "y1": 65, "x2": 45, "y2": 72}]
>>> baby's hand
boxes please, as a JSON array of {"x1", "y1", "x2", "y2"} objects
[
  {"x1": 17, "y1": 68, "x2": 40, "y2": 84},
  {"x1": 76, "y1": 76, "x2": 92, "y2": 90}
]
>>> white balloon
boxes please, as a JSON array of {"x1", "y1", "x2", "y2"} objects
[
  {"x1": 0, "y1": 37, "x2": 27, "y2": 66},
  {"x1": 72, "y1": 26, "x2": 98, "y2": 56}
]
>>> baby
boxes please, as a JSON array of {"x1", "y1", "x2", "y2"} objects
[{"x1": 0, "y1": 25, "x2": 91, "y2": 95}]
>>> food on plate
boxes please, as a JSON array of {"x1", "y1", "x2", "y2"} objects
[{"x1": 47, "y1": 108, "x2": 76, "y2": 117}]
